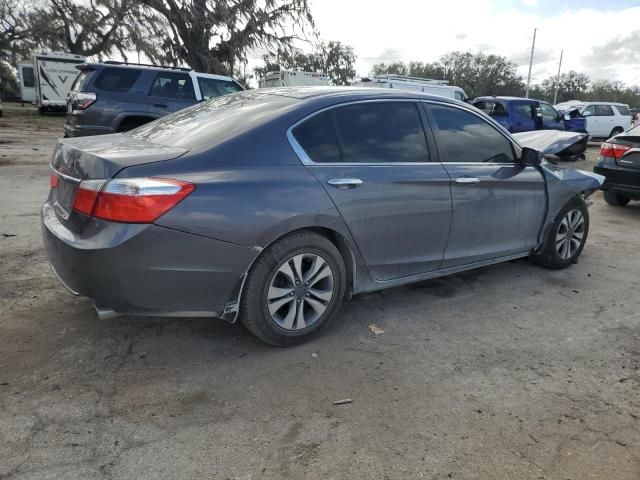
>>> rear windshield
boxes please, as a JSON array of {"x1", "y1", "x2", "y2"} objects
[
  {"x1": 197, "y1": 77, "x2": 243, "y2": 100},
  {"x1": 131, "y1": 90, "x2": 299, "y2": 150},
  {"x1": 616, "y1": 105, "x2": 632, "y2": 116},
  {"x1": 71, "y1": 70, "x2": 93, "y2": 92},
  {"x1": 94, "y1": 67, "x2": 141, "y2": 92}
]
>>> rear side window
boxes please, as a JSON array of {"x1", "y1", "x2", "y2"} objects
[
  {"x1": 197, "y1": 77, "x2": 243, "y2": 100},
  {"x1": 94, "y1": 67, "x2": 140, "y2": 92},
  {"x1": 70, "y1": 71, "x2": 91, "y2": 92},
  {"x1": 593, "y1": 105, "x2": 614, "y2": 116},
  {"x1": 149, "y1": 72, "x2": 195, "y2": 99},
  {"x1": 21, "y1": 66, "x2": 35, "y2": 88},
  {"x1": 291, "y1": 111, "x2": 341, "y2": 163},
  {"x1": 616, "y1": 105, "x2": 631, "y2": 116},
  {"x1": 334, "y1": 102, "x2": 429, "y2": 163},
  {"x1": 429, "y1": 104, "x2": 515, "y2": 163}
]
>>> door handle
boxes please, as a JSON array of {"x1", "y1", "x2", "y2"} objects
[
  {"x1": 454, "y1": 177, "x2": 480, "y2": 184},
  {"x1": 153, "y1": 103, "x2": 168, "y2": 108},
  {"x1": 327, "y1": 178, "x2": 363, "y2": 189}
]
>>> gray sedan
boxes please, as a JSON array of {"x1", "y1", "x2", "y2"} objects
[{"x1": 42, "y1": 88, "x2": 603, "y2": 346}]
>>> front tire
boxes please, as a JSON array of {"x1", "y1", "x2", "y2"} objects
[
  {"x1": 603, "y1": 190, "x2": 630, "y2": 206},
  {"x1": 240, "y1": 231, "x2": 346, "y2": 346},
  {"x1": 531, "y1": 197, "x2": 589, "y2": 269}
]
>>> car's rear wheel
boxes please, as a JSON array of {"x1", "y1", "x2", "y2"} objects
[
  {"x1": 603, "y1": 190, "x2": 631, "y2": 206},
  {"x1": 240, "y1": 231, "x2": 346, "y2": 346},
  {"x1": 530, "y1": 197, "x2": 589, "y2": 269}
]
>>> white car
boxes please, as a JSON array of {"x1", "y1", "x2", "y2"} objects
[{"x1": 555, "y1": 101, "x2": 633, "y2": 138}]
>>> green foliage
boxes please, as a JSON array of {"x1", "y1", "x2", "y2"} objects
[{"x1": 254, "y1": 41, "x2": 356, "y2": 85}]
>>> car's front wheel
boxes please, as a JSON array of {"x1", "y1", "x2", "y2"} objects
[
  {"x1": 531, "y1": 197, "x2": 589, "y2": 269},
  {"x1": 240, "y1": 231, "x2": 346, "y2": 346},
  {"x1": 603, "y1": 190, "x2": 631, "y2": 206}
]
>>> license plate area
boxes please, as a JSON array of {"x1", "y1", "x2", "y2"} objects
[{"x1": 53, "y1": 177, "x2": 79, "y2": 220}]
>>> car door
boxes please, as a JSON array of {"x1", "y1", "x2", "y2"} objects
[
  {"x1": 583, "y1": 104, "x2": 610, "y2": 137},
  {"x1": 147, "y1": 71, "x2": 197, "y2": 118},
  {"x1": 425, "y1": 102, "x2": 547, "y2": 268},
  {"x1": 289, "y1": 101, "x2": 453, "y2": 281},
  {"x1": 510, "y1": 101, "x2": 536, "y2": 132},
  {"x1": 539, "y1": 102, "x2": 564, "y2": 130}
]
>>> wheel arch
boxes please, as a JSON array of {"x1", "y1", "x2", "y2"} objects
[{"x1": 221, "y1": 225, "x2": 358, "y2": 323}]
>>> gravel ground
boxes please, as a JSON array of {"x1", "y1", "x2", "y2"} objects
[{"x1": 1, "y1": 102, "x2": 639, "y2": 480}]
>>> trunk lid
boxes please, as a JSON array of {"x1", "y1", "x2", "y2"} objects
[
  {"x1": 613, "y1": 135, "x2": 640, "y2": 169},
  {"x1": 50, "y1": 133, "x2": 188, "y2": 223}
]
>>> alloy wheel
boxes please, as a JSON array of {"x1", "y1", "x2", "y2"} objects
[
  {"x1": 266, "y1": 253, "x2": 335, "y2": 331},
  {"x1": 556, "y1": 209, "x2": 585, "y2": 260}
]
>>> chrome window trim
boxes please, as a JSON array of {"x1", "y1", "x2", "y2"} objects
[{"x1": 286, "y1": 97, "x2": 523, "y2": 167}]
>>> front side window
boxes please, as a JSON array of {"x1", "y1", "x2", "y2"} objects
[
  {"x1": 94, "y1": 67, "x2": 140, "y2": 92},
  {"x1": 22, "y1": 66, "x2": 35, "y2": 88},
  {"x1": 292, "y1": 102, "x2": 429, "y2": 163},
  {"x1": 539, "y1": 103, "x2": 558, "y2": 120},
  {"x1": 197, "y1": 77, "x2": 243, "y2": 100},
  {"x1": 149, "y1": 72, "x2": 195, "y2": 99},
  {"x1": 429, "y1": 104, "x2": 515, "y2": 163},
  {"x1": 594, "y1": 105, "x2": 614, "y2": 116}
]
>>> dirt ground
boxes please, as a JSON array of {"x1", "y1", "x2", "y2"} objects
[{"x1": 1, "y1": 102, "x2": 639, "y2": 480}]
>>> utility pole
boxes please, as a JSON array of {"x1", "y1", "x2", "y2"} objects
[
  {"x1": 525, "y1": 28, "x2": 537, "y2": 98},
  {"x1": 553, "y1": 50, "x2": 564, "y2": 105}
]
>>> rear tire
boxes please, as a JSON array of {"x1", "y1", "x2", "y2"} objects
[
  {"x1": 530, "y1": 197, "x2": 589, "y2": 269},
  {"x1": 240, "y1": 231, "x2": 346, "y2": 347},
  {"x1": 603, "y1": 190, "x2": 630, "y2": 206}
]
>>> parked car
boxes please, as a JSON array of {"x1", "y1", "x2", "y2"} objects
[
  {"x1": 594, "y1": 123, "x2": 640, "y2": 206},
  {"x1": 473, "y1": 96, "x2": 586, "y2": 134},
  {"x1": 354, "y1": 75, "x2": 468, "y2": 101},
  {"x1": 555, "y1": 101, "x2": 633, "y2": 139},
  {"x1": 64, "y1": 61, "x2": 244, "y2": 137},
  {"x1": 259, "y1": 70, "x2": 329, "y2": 87},
  {"x1": 43, "y1": 88, "x2": 603, "y2": 346}
]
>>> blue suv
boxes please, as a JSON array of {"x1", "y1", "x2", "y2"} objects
[{"x1": 473, "y1": 96, "x2": 586, "y2": 134}]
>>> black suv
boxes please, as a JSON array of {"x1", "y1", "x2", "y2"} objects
[{"x1": 64, "y1": 61, "x2": 244, "y2": 137}]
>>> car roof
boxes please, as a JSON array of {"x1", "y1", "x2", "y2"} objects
[
  {"x1": 266, "y1": 86, "x2": 466, "y2": 105},
  {"x1": 474, "y1": 96, "x2": 546, "y2": 103}
]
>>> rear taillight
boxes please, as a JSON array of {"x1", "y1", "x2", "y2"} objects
[
  {"x1": 600, "y1": 142, "x2": 631, "y2": 160},
  {"x1": 73, "y1": 92, "x2": 96, "y2": 111},
  {"x1": 72, "y1": 178, "x2": 195, "y2": 223},
  {"x1": 50, "y1": 172, "x2": 59, "y2": 189}
]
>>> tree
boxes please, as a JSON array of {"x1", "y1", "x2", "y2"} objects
[
  {"x1": 140, "y1": 0, "x2": 315, "y2": 76},
  {"x1": 254, "y1": 41, "x2": 356, "y2": 85},
  {"x1": 27, "y1": 0, "x2": 139, "y2": 58},
  {"x1": 0, "y1": 0, "x2": 35, "y2": 96},
  {"x1": 538, "y1": 70, "x2": 590, "y2": 103}
]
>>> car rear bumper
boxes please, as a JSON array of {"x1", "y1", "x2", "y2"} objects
[
  {"x1": 594, "y1": 162, "x2": 640, "y2": 197},
  {"x1": 41, "y1": 202, "x2": 259, "y2": 318}
]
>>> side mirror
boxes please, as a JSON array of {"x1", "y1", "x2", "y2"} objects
[
  {"x1": 563, "y1": 114, "x2": 571, "y2": 121},
  {"x1": 521, "y1": 147, "x2": 542, "y2": 167}
]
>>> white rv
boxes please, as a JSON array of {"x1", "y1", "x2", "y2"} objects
[
  {"x1": 259, "y1": 70, "x2": 329, "y2": 88},
  {"x1": 18, "y1": 51, "x2": 85, "y2": 112},
  {"x1": 353, "y1": 75, "x2": 469, "y2": 101}
]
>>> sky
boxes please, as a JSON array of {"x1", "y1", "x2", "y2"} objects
[{"x1": 288, "y1": 0, "x2": 640, "y2": 85}]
